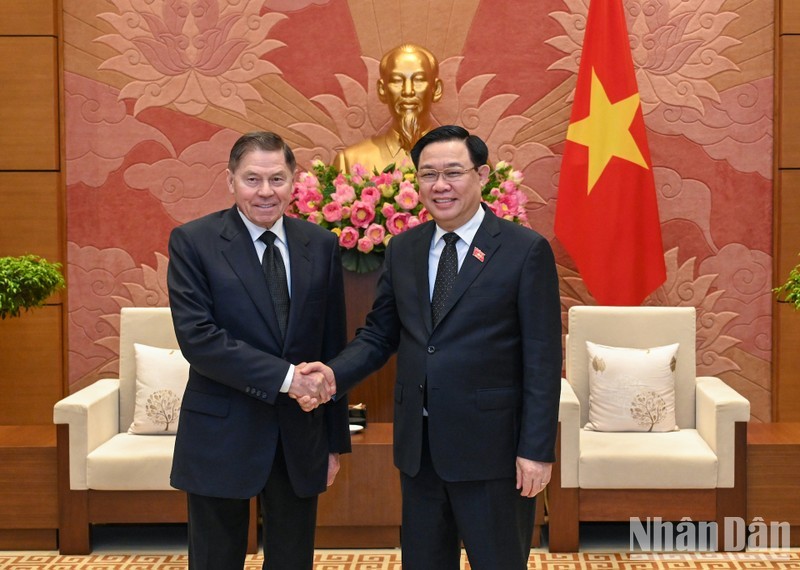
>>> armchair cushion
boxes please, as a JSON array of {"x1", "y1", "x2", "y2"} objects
[
  {"x1": 578, "y1": 428, "x2": 718, "y2": 488},
  {"x1": 584, "y1": 341, "x2": 679, "y2": 432},
  {"x1": 128, "y1": 343, "x2": 189, "y2": 435},
  {"x1": 87, "y1": 433, "x2": 177, "y2": 490}
]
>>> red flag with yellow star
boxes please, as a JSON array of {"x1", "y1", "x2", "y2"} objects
[{"x1": 554, "y1": 0, "x2": 666, "y2": 306}]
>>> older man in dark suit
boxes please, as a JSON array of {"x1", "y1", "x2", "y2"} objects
[
  {"x1": 167, "y1": 132, "x2": 350, "y2": 570},
  {"x1": 302, "y1": 125, "x2": 562, "y2": 570}
]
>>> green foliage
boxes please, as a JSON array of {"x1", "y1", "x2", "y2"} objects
[
  {"x1": 0, "y1": 255, "x2": 66, "y2": 319},
  {"x1": 774, "y1": 260, "x2": 800, "y2": 311}
]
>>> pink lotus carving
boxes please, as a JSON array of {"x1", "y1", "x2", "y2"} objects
[{"x1": 96, "y1": 0, "x2": 286, "y2": 116}]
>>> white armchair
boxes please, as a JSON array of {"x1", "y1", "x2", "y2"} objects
[
  {"x1": 53, "y1": 307, "x2": 257, "y2": 553},
  {"x1": 548, "y1": 306, "x2": 750, "y2": 552}
]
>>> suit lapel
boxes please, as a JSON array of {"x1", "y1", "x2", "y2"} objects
[
  {"x1": 219, "y1": 207, "x2": 285, "y2": 346},
  {"x1": 412, "y1": 222, "x2": 437, "y2": 336},
  {"x1": 283, "y1": 217, "x2": 312, "y2": 344},
  {"x1": 434, "y1": 208, "x2": 502, "y2": 329}
]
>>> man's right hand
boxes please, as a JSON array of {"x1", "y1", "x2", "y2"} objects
[
  {"x1": 290, "y1": 362, "x2": 336, "y2": 412},
  {"x1": 288, "y1": 364, "x2": 335, "y2": 411}
]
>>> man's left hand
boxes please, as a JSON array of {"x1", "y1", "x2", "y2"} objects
[
  {"x1": 327, "y1": 453, "x2": 340, "y2": 486},
  {"x1": 515, "y1": 457, "x2": 552, "y2": 498}
]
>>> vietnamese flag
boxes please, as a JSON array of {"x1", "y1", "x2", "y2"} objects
[{"x1": 554, "y1": 0, "x2": 666, "y2": 306}]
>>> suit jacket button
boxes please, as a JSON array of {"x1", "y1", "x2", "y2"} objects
[
  {"x1": 418, "y1": 384, "x2": 424, "y2": 392},
  {"x1": 427, "y1": 346, "x2": 435, "y2": 354}
]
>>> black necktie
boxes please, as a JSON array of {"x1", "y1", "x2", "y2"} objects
[
  {"x1": 431, "y1": 232, "x2": 459, "y2": 326},
  {"x1": 259, "y1": 231, "x2": 289, "y2": 340}
]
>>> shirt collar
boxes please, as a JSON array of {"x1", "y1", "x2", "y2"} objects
[
  {"x1": 433, "y1": 205, "x2": 485, "y2": 247},
  {"x1": 237, "y1": 209, "x2": 287, "y2": 246}
]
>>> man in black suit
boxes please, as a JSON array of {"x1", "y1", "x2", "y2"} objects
[
  {"x1": 302, "y1": 125, "x2": 561, "y2": 569},
  {"x1": 167, "y1": 131, "x2": 350, "y2": 570}
]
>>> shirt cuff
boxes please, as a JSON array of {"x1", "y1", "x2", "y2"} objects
[{"x1": 280, "y1": 364, "x2": 294, "y2": 393}]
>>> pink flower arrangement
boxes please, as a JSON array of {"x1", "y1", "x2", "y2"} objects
[{"x1": 289, "y1": 160, "x2": 529, "y2": 272}]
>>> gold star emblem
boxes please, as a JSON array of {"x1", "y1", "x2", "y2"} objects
[{"x1": 566, "y1": 68, "x2": 649, "y2": 194}]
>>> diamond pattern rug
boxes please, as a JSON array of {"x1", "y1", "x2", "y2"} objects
[{"x1": 0, "y1": 551, "x2": 797, "y2": 569}]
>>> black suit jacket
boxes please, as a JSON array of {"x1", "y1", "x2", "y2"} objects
[
  {"x1": 168, "y1": 206, "x2": 350, "y2": 499},
  {"x1": 330, "y1": 206, "x2": 561, "y2": 481}
]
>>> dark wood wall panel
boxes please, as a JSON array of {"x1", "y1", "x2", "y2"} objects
[
  {"x1": 0, "y1": 37, "x2": 59, "y2": 171},
  {"x1": 775, "y1": 0, "x2": 800, "y2": 420},
  {"x1": 0, "y1": 0, "x2": 56, "y2": 36},
  {"x1": 776, "y1": 171, "x2": 800, "y2": 421},
  {"x1": 779, "y1": 36, "x2": 800, "y2": 168},
  {"x1": 0, "y1": 172, "x2": 62, "y2": 261},
  {"x1": 783, "y1": 1, "x2": 800, "y2": 34},
  {"x1": 0, "y1": 306, "x2": 63, "y2": 425}
]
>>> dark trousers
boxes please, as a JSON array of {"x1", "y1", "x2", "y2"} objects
[
  {"x1": 187, "y1": 443, "x2": 318, "y2": 570},
  {"x1": 400, "y1": 421, "x2": 536, "y2": 570}
]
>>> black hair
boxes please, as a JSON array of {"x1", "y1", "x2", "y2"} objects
[
  {"x1": 410, "y1": 125, "x2": 488, "y2": 168},
  {"x1": 228, "y1": 131, "x2": 296, "y2": 173}
]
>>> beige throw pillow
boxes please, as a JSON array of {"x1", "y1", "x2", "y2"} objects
[
  {"x1": 128, "y1": 343, "x2": 189, "y2": 435},
  {"x1": 584, "y1": 341, "x2": 679, "y2": 432}
]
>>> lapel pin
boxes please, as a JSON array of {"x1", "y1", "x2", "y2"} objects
[{"x1": 472, "y1": 247, "x2": 485, "y2": 262}]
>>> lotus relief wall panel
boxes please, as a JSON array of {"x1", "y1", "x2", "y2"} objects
[{"x1": 63, "y1": 0, "x2": 773, "y2": 421}]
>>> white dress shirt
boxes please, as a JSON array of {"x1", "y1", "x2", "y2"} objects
[
  {"x1": 238, "y1": 210, "x2": 294, "y2": 393},
  {"x1": 428, "y1": 206, "x2": 486, "y2": 299}
]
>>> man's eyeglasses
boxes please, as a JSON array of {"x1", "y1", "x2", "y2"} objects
[{"x1": 416, "y1": 166, "x2": 478, "y2": 184}]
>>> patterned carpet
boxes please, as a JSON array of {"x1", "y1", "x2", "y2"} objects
[{"x1": 0, "y1": 551, "x2": 798, "y2": 569}]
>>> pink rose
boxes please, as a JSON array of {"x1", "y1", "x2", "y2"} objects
[
  {"x1": 294, "y1": 188, "x2": 323, "y2": 214},
  {"x1": 297, "y1": 172, "x2": 319, "y2": 191},
  {"x1": 387, "y1": 212, "x2": 411, "y2": 235},
  {"x1": 322, "y1": 202, "x2": 343, "y2": 222},
  {"x1": 352, "y1": 163, "x2": 369, "y2": 179},
  {"x1": 407, "y1": 216, "x2": 421, "y2": 229},
  {"x1": 360, "y1": 186, "x2": 381, "y2": 205},
  {"x1": 381, "y1": 203, "x2": 397, "y2": 218},
  {"x1": 307, "y1": 211, "x2": 324, "y2": 225},
  {"x1": 332, "y1": 184, "x2": 356, "y2": 204},
  {"x1": 350, "y1": 200, "x2": 376, "y2": 228},
  {"x1": 372, "y1": 172, "x2": 393, "y2": 186},
  {"x1": 339, "y1": 227, "x2": 359, "y2": 249},
  {"x1": 365, "y1": 223, "x2": 386, "y2": 245},
  {"x1": 418, "y1": 208, "x2": 430, "y2": 223},
  {"x1": 341, "y1": 206, "x2": 351, "y2": 219},
  {"x1": 395, "y1": 186, "x2": 419, "y2": 210},
  {"x1": 334, "y1": 173, "x2": 347, "y2": 186},
  {"x1": 500, "y1": 180, "x2": 517, "y2": 193},
  {"x1": 357, "y1": 237, "x2": 374, "y2": 253}
]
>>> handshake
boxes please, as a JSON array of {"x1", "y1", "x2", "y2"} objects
[{"x1": 288, "y1": 362, "x2": 336, "y2": 412}]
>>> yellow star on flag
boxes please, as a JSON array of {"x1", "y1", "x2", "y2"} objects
[{"x1": 566, "y1": 67, "x2": 649, "y2": 193}]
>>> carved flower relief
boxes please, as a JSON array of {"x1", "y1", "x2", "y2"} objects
[
  {"x1": 96, "y1": 0, "x2": 287, "y2": 116},
  {"x1": 548, "y1": 0, "x2": 739, "y2": 114}
]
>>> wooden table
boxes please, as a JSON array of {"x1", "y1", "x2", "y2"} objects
[
  {"x1": 747, "y1": 422, "x2": 800, "y2": 546},
  {"x1": 316, "y1": 422, "x2": 401, "y2": 547},
  {"x1": 0, "y1": 425, "x2": 58, "y2": 549}
]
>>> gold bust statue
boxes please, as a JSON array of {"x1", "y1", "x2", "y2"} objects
[{"x1": 334, "y1": 44, "x2": 443, "y2": 173}]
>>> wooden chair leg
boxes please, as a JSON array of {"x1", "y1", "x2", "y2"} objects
[
  {"x1": 546, "y1": 438, "x2": 580, "y2": 553},
  {"x1": 247, "y1": 496, "x2": 259, "y2": 554},
  {"x1": 716, "y1": 421, "x2": 748, "y2": 552},
  {"x1": 57, "y1": 424, "x2": 91, "y2": 554}
]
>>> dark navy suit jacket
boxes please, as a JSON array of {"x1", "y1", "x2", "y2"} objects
[
  {"x1": 168, "y1": 206, "x2": 350, "y2": 499},
  {"x1": 330, "y1": 205, "x2": 561, "y2": 481}
]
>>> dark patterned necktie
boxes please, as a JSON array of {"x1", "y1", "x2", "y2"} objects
[
  {"x1": 259, "y1": 231, "x2": 289, "y2": 340},
  {"x1": 431, "y1": 232, "x2": 459, "y2": 326}
]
